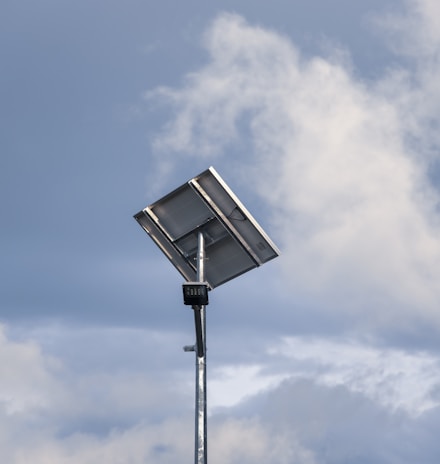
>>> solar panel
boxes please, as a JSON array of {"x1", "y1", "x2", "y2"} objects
[{"x1": 134, "y1": 167, "x2": 279, "y2": 288}]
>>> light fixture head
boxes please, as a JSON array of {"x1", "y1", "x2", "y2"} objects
[{"x1": 182, "y1": 282, "x2": 209, "y2": 306}]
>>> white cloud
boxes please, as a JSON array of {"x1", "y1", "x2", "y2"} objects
[
  {"x1": 239, "y1": 377, "x2": 440, "y2": 464},
  {"x1": 207, "y1": 335, "x2": 440, "y2": 417},
  {"x1": 1, "y1": 323, "x2": 440, "y2": 463},
  {"x1": 374, "y1": 0, "x2": 440, "y2": 58},
  {"x1": 269, "y1": 336, "x2": 440, "y2": 416},
  {"x1": 8, "y1": 420, "x2": 193, "y2": 464},
  {"x1": 209, "y1": 364, "x2": 285, "y2": 410},
  {"x1": 0, "y1": 325, "x2": 63, "y2": 415},
  {"x1": 0, "y1": 325, "x2": 319, "y2": 464},
  {"x1": 0, "y1": 325, "x2": 195, "y2": 462},
  {"x1": 373, "y1": 0, "x2": 440, "y2": 158},
  {"x1": 148, "y1": 6, "x2": 440, "y2": 332},
  {"x1": 209, "y1": 417, "x2": 317, "y2": 464},
  {"x1": 10, "y1": 416, "x2": 317, "y2": 464}
]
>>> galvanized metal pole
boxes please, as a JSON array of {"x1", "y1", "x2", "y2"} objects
[{"x1": 194, "y1": 231, "x2": 207, "y2": 464}]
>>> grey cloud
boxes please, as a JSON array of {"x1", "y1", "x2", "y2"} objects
[{"x1": 226, "y1": 378, "x2": 440, "y2": 464}]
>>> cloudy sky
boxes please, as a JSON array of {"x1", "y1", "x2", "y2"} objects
[{"x1": 2, "y1": 0, "x2": 440, "y2": 462}]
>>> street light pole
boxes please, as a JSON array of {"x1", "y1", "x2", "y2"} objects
[
  {"x1": 194, "y1": 231, "x2": 207, "y2": 464},
  {"x1": 134, "y1": 166, "x2": 280, "y2": 464}
]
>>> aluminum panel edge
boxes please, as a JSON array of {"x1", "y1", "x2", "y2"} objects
[{"x1": 196, "y1": 167, "x2": 280, "y2": 261}]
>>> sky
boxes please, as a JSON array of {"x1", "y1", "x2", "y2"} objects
[{"x1": 1, "y1": 0, "x2": 440, "y2": 462}]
